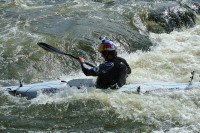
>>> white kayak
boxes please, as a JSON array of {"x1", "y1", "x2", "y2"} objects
[
  {"x1": 1, "y1": 76, "x2": 199, "y2": 99},
  {"x1": 0, "y1": 79, "x2": 96, "y2": 99}
]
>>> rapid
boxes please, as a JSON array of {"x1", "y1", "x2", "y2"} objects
[{"x1": 0, "y1": 0, "x2": 200, "y2": 132}]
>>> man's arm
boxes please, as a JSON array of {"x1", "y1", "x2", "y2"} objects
[
  {"x1": 120, "y1": 57, "x2": 131, "y2": 74},
  {"x1": 126, "y1": 63, "x2": 131, "y2": 74},
  {"x1": 80, "y1": 62, "x2": 98, "y2": 76},
  {"x1": 79, "y1": 57, "x2": 114, "y2": 76}
]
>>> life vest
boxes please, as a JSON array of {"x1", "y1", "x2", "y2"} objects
[{"x1": 96, "y1": 57, "x2": 128, "y2": 89}]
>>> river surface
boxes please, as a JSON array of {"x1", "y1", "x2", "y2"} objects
[{"x1": 0, "y1": 0, "x2": 200, "y2": 132}]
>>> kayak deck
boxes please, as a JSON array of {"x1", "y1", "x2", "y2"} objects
[{"x1": 0, "y1": 71, "x2": 198, "y2": 99}]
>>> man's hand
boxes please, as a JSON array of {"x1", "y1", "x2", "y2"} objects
[{"x1": 79, "y1": 57, "x2": 85, "y2": 63}]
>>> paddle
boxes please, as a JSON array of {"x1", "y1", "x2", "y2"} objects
[{"x1": 37, "y1": 42, "x2": 95, "y2": 67}]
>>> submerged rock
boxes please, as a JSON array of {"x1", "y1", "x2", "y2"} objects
[
  {"x1": 139, "y1": 2, "x2": 197, "y2": 33},
  {"x1": 31, "y1": 8, "x2": 153, "y2": 54}
]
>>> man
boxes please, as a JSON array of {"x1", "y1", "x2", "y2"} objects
[{"x1": 79, "y1": 37, "x2": 131, "y2": 89}]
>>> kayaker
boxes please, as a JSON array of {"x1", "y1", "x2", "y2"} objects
[{"x1": 79, "y1": 37, "x2": 131, "y2": 89}]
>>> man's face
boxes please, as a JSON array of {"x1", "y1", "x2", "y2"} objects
[{"x1": 101, "y1": 53, "x2": 106, "y2": 60}]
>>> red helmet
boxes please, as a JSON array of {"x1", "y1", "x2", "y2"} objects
[{"x1": 98, "y1": 40, "x2": 117, "y2": 53}]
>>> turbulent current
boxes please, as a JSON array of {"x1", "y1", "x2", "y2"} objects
[{"x1": 0, "y1": 0, "x2": 200, "y2": 132}]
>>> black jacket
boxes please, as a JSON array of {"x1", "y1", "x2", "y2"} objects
[{"x1": 80, "y1": 57, "x2": 131, "y2": 89}]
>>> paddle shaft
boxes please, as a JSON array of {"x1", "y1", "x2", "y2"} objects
[
  {"x1": 38, "y1": 42, "x2": 95, "y2": 67},
  {"x1": 51, "y1": 48, "x2": 79, "y2": 60}
]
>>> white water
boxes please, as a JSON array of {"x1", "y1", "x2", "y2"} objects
[
  {"x1": 117, "y1": 23, "x2": 200, "y2": 132},
  {"x1": 1, "y1": 1, "x2": 200, "y2": 132},
  {"x1": 126, "y1": 21, "x2": 200, "y2": 84},
  {"x1": 26, "y1": 19, "x2": 200, "y2": 132},
  {"x1": 113, "y1": 20, "x2": 200, "y2": 132}
]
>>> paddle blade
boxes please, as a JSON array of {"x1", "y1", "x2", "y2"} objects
[
  {"x1": 37, "y1": 42, "x2": 65, "y2": 55},
  {"x1": 37, "y1": 42, "x2": 95, "y2": 67}
]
